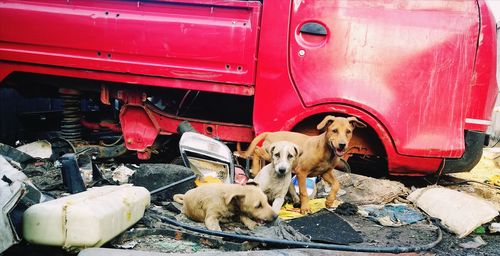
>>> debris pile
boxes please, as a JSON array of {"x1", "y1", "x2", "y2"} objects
[{"x1": 1, "y1": 138, "x2": 499, "y2": 255}]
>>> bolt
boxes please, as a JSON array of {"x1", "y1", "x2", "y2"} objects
[{"x1": 298, "y1": 49, "x2": 305, "y2": 56}]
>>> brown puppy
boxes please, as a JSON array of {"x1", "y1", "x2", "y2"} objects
[
  {"x1": 173, "y1": 183, "x2": 277, "y2": 231},
  {"x1": 238, "y1": 116, "x2": 366, "y2": 213}
]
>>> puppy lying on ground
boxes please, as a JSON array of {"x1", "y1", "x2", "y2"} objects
[
  {"x1": 253, "y1": 141, "x2": 301, "y2": 214},
  {"x1": 173, "y1": 183, "x2": 277, "y2": 231},
  {"x1": 239, "y1": 116, "x2": 366, "y2": 214}
]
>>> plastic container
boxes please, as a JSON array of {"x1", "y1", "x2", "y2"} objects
[{"x1": 23, "y1": 185, "x2": 150, "y2": 249}]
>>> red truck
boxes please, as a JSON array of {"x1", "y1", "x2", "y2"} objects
[{"x1": 0, "y1": 0, "x2": 497, "y2": 176}]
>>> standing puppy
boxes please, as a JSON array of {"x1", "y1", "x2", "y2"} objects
[
  {"x1": 238, "y1": 116, "x2": 366, "y2": 214},
  {"x1": 173, "y1": 183, "x2": 277, "y2": 231},
  {"x1": 253, "y1": 141, "x2": 301, "y2": 213}
]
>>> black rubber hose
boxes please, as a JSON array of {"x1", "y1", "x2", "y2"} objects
[
  {"x1": 150, "y1": 175, "x2": 197, "y2": 195},
  {"x1": 158, "y1": 215, "x2": 442, "y2": 253}
]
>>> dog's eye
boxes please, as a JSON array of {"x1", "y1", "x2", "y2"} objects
[
  {"x1": 287, "y1": 154, "x2": 293, "y2": 159},
  {"x1": 256, "y1": 202, "x2": 262, "y2": 209},
  {"x1": 274, "y1": 153, "x2": 279, "y2": 158},
  {"x1": 346, "y1": 130, "x2": 352, "y2": 134},
  {"x1": 332, "y1": 129, "x2": 338, "y2": 133}
]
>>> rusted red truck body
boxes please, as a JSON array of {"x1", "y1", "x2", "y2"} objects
[{"x1": 0, "y1": 0, "x2": 497, "y2": 175}]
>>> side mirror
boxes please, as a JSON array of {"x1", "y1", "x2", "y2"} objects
[{"x1": 178, "y1": 132, "x2": 234, "y2": 184}]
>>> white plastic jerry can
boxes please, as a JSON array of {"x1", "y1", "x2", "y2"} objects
[{"x1": 23, "y1": 185, "x2": 150, "y2": 249}]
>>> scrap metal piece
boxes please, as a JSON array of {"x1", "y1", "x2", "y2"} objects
[
  {"x1": 0, "y1": 173, "x2": 24, "y2": 253},
  {"x1": 75, "y1": 143, "x2": 128, "y2": 159},
  {"x1": 59, "y1": 154, "x2": 86, "y2": 194},
  {"x1": 0, "y1": 155, "x2": 48, "y2": 253},
  {"x1": 16, "y1": 140, "x2": 53, "y2": 159},
  {"x1": 0, "y1": 142, "x2": 34, "y2": 165}
]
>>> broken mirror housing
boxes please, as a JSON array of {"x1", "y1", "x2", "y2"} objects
[{"x1": 179, "y1": 132, "x2": 234, "y2": 184}]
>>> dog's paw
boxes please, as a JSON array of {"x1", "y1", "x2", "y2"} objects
[
  {"x1": 246, "y1": 222, "x2": 257, "y2": 230},
  {"x1": 300, "y1": 206, "x2": 312, "y2": 214},
  {"x1": 206, "y1": 225, "x2": 222, "y2": 231},
  {"x1": 325, "y1": 199, "x2": 336, "y2": 208},
  {"x1": 240, "y1": 216, "x2": 258, "y2": 230}
]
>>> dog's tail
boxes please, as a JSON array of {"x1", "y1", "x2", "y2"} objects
[
  {"x1": 235, "y1": 132, "x2": 270, "y2": 159},
  {"x1": 173, "y1": 194, "x2": 185, "y2": 204}
]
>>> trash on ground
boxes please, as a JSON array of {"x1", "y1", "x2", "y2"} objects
[
  {"x1": 333, "y1": 170, "x2": 409, "y2": 205},
  {"x1": 489, "y1": 223, "x2": 500, "y2": 233},
  {"x1": 0, "y1": 155, "x2": 50, "y2": 253},
  {"x1": 114, "y1": 219, "x2": 249, "y2": 252},
  {"x1": 0, "y1": 142, "x2": 34, "y2": 167},
  {"x1": 278, "y1": 198, "x2": 341, "y2": 220},
  {"x1": 474, "y1": 225, "x2": 486, "y2": 234},
  {"x1": 4, "y1": 135, "x2": 500, "y2": 255},
  {"x1": 458, "y1": 236, "x2": 487, "y2": 249},
  {"x1": 179, "y1": 132, "x2": 234, "y2": 184},
  {"x1": 358, "y1": 204, "x2": 425, "y2": 227},
  {"x1": 291, "y1": 176, "x2": 318, "y2": 198},
  {"x1": 0, "y1": 164, "x2": 24, "y2": 253},
  {"x1": 77, "y1": 154, "x2": 94, "y2": 185},
  {"x1": 334, "y1": 202, "x2": 358, "y2": 216},
  {"x1": 237, "y1": 220, "x2": 310, "y2": 242},
  {"x1": 407, "y1": 186, "x2": 499, "y2": 238},
  {"x1": 287, "y1": 209, "x2": 362, "y2": 244},
  {"x1": 16, "y1": 140, "x2": 52, "y2": 159},
  {"x1": 60, "y1": 153, "x2": 87, "y2": 194},
  {"x1": 446, "y1": 148, "x2": 500, "y2": 210},
  {"x1": 486, "y1": 174, "x2": 500, "y2": 186},
  {"x1": 114, "y1": 240, "x2": 138, "y2": 249},
  {"x1": 129, "y1": 164, "x2": 195, "y2": 201},
  {"x1": 234, "y1": 166, "x2": 248, "y2": 185},
  {"x1": 23, "y1": 185, "x2": 150, "y2": 250},
  {"x1": 112, "y1": 164, "x2": 135, "y2": 185},
  {"x1": 0, "y1": 155, "x2": 47, "y2": 205}
]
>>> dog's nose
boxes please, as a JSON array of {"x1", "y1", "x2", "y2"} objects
[
  {"x1": 338, "y1": 143, "x2": 346, "y2": 150},
  {"x1": 278, "y1": 167, "x2": 286, "y2": 174}
]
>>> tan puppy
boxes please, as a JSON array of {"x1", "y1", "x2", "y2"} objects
[
  {"x1": 239, "y1": 116, "x2": 366, "y2": 214},
  {"x1": 253, "y1": 141, "x2": 301, "y2": 214},
  {"x1": 173, "y1": 183, "x2": 277, "y2": 231}
]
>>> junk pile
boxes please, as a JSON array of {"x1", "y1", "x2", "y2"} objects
[
  {"x1": 1, "y1": 133, "x2": 500, "y2": 255},
  {"x1": 0, "y1": 140, "x2": 153, "y2": 253}
]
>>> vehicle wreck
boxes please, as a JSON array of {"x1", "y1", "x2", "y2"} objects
[{"x1": 0, "y1": 0, "x2": 499, "y2": 255}]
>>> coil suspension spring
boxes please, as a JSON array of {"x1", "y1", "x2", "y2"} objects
[{"x1": 59, "y1": 88, "x2": 82, "y2": 142}]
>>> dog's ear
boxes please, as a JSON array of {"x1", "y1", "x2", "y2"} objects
[
  {"x1": 265, "y1": 145, "x2": 276, "y2": 158},
  {"x1": 293, "y1": 145, "x2": 303, "y2": 158},
  {"x1": 317, "y1": 115, "x2": 336, "y2": 130},
  {"x1": 224, "y1": 190, "x2": 245, "y2": 205},
  {"x1": 347, "y1": 117, "x2": 367, "y2": 128}
]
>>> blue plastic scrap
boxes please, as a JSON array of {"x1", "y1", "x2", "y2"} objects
[{"x1": 359, "y1": 204, "x2": 425, "y2": 226}]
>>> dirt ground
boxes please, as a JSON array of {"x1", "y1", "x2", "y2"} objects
[
  {"x1": 3, "y1": 149, "x2": 500, "y2": 256},
  {"x1": 7, "y1": 202, "x2": 498, "y2": 256}
]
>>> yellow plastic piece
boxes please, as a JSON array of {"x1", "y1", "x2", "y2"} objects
[
  {"x1": 278, "y1": 198, "x2": 342, "y2": 220},
  {"x1": 195, "y1": 175, "x2": 223, "y2": 186},
  {"x1": 487, "y1": 174, "x2": 500, "y2": 186}
]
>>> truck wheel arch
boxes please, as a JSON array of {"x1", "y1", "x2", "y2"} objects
[{"x1": 280, "y1": 104, "x2": 393, "y2": 161}]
